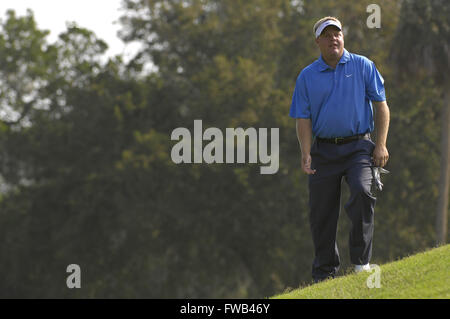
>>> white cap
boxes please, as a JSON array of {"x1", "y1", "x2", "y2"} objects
[{"x1": 315, "y1": 20, "x2": 342, "y2": 38}]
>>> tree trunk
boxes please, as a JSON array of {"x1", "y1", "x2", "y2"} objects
[{"x1": 436, "y1": 89, "x2": 450, "y2": 245}]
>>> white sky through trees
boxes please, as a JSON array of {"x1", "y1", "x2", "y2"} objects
[{"x1": 0, "y1": 0, "x2": 139, "y2": 60}]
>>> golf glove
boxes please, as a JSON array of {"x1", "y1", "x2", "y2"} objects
[{"x1": 372, "y1": 167, "x2": 390, "y2": 191}]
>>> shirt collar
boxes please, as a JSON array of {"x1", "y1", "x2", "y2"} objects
[{"x1": 317, "y1": 49, "x2": 351, "y2": 71}]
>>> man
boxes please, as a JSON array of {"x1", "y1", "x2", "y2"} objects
[{"x1": 289, "y1": 17, "x2": 390, "y2": 283}]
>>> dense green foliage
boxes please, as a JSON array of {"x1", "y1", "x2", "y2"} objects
[{"x1": 0, "y1": 1, "x2": 447, "y2": 298}]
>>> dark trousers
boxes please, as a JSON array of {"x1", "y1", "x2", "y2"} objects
[{"x1": 308, "y1": 137, "x2": 376, "y2": 281}]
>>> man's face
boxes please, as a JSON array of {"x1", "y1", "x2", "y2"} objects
[{"x1": 315, "y1": 25, "x2": 344, "y2": 59}]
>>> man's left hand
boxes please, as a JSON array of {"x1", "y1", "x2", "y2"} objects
[{"x1": 373, "y1": 144, "x2": 389, "y2": 167}]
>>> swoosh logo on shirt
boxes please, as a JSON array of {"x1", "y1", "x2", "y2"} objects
[{"x1": 345, "y1": 74, "x2": 353, "y2": 77}]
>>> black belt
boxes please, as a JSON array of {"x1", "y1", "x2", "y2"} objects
[{"x1": 316, "y1": 133, "x2": 370, "y2": 145}]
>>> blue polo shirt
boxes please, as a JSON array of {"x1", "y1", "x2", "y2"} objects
[{"x1": 289, "y1": 49, "x2": 386, "y2": 138}]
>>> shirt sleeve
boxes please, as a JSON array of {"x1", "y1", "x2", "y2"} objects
[
  {"x1": 289, "y1": 72, "x2": 311, "y2": 119},
  {"x1": 365, "y1": 60, "x2": 386, "y2": 102}
]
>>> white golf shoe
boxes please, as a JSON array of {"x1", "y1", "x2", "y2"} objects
[{"x1": 354, "y1": 263, "x2": 371, "y2": 273}]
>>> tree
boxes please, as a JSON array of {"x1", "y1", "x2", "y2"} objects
[
  {"x1": 391, "y1": 0, "x2": 450, "y2": 245},
  {"x1": 0, "y1": 1, "x2": 443, "y2": 298},
  {"x1": 0, "y1": 9, "x2": 57, "y2": 127}
]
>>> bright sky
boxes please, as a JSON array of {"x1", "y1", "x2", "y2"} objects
[{"x1": 0, "y1": 0, "x2": 140, "y2": 61}]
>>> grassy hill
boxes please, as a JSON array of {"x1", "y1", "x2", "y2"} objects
[{"x1": 272, "y1": 244, "x2": 449, "y2": 299}]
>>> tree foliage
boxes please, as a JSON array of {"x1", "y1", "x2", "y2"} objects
[{"x1": 0, "y1": 1, "x2": 446, "y2": 297}]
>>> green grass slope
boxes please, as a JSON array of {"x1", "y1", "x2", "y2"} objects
[{"x1": 272, "y1": 244, "x2": 450, "y2": 299}]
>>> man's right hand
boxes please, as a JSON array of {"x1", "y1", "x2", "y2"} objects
[{"x1": 301, "y1": 154, "x2": 316, "y2": 175}]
